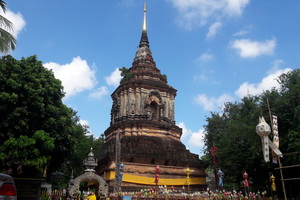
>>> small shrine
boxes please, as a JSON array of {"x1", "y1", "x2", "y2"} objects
[{"x1": 68, "y1": 148, "x2": 108, "y2": 199}]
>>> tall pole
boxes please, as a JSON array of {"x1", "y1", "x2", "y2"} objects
[
  {"x1": 114, "y1": 129, "x2": 121, "y2": 193},
  {"x1": 155, "y1": 165, "x2": 160, "y2": 199},
  {"x1": 266, "y1": 98, "x2": 273, "y2": 128},
  {"x1": 266, "y1": 99, "x2": 286, "y2": 199},
  {"x1": 186, "y1": 167, "x2": 190, "y2": 199},
  {"x1": 277, "y1": 157, "x2": 287, "y2": 200}
]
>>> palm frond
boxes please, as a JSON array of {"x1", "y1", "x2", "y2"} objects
[
  {"x1": 0, "y1": 0, "x2": 7, "y2": 13},
  {"x1": 0, "y1": 27, "x2": 17, "y2": 53},
  {"x1": 0, "y1": 15, "x2": 14, "y2": 32}
]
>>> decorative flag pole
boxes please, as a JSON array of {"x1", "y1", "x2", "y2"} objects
[
  {"x1": 243, "y1": 171, "x2": 249, "y2": 196},
  {"x1": 155, "y1": 165, "x2": 160, "y2": 199},
  {"x1": 186, "y1": 167, "x2": 190, "y2": 199},
  {"x1": 256, "y1": 116, "x2": 287, "y2": 200},
  {"x1": 210, "y1": 145, "x2": 219, "y2": 189}
]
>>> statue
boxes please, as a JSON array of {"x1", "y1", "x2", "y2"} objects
[{"x1": 217, "y1": 169, "x2": 224, "y2": 187}]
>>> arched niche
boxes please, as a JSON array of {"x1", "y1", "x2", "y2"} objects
[
  {"x1": 144, "y1": 90, "x2": 164, "y2": 120},
  {"x1": 68, "y1": 172, "x2": 108, "y2": 199}
]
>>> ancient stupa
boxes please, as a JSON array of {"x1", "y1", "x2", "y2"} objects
[{"x1": 96, "y1": 2, "x2": 207, "y2": 191}]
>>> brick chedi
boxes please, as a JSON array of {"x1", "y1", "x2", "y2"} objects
[{"x1": 96, "y1": 2, "x2": 207, "y2": 191}]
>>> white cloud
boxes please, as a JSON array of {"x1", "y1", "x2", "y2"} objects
[
  {"x1": 178, "y1": 122, "x2": 192, "y2": 139},
  {"x1": 197, "y1": 52, "x2": 214, "y2": 62},
  {"x1": 167, "y1": 0, "x2": 250, "y2": 29},
  {"x1": 235, "y1": 68, "x2": 292, "y2": 98},
  {"x1": 79, "y1": 119, "x2": 89, "y2": 127},
  {"x1": 233, "y1": 30, "x2": 248, "y2": 37},
  {"x1": 178, "y1": 122, "x2": 205, "y2": 149},
  {"x1": 268, "y1": 59, "x2": 284, "y2": 74},
  {"x1": 44, "y1": 57, "x2": 97, "y2": 99},
  {"x1": 89, "y1": 86, "x2": 109, "y2": 99},
  {"x1": 231, "y1": 38, "x2": 276, "y2": 58},
  {"x1": 206, "y1": 22, "x2": 222, "y2": 39},
  {"x1": 224, "y1": 0, "x2": 250, "y2": 17},
  {"x1": 187, "y1": 129, "x2": 205, "y2": 147},
  {"x1": 194, "y1": 93, "x2": 234, "y2": 111},
  {"x1": 105, "y1": 68, "x2": 122, "y2": 87},
  {"x1": 79, "y1": 119, "x2": 94, "y2": 136},
  {"x1": 233, "y1": 25, "x2": 252, "y2": 37},
  {"x1": 0, "y1": 9, "x2": 26, "y2": 38}
]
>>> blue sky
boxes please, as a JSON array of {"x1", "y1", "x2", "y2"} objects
[{"x1": 3, "y1": 0, "x2": 299, "y2": 156}]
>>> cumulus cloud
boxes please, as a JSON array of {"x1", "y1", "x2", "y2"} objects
[
  {"x1": 224, "y1": 0, "x2": 250, "y2": 17},
  {"x1": 44, "y1": 57, "x2": 97, "y2": 99},
  {"x1": 0, "y1": 9, "x2": 26, "y2": 38},
  {"x1": 89, "y1": 86, "x2": 109, "y2": 99},
  {"x1": 194, "y1": 93, "x2": 234, "y2": 111},
  {"x1": 178, "y1": 122, "x2": 192, "y2": 139},
  {"x1": 167, "y1": 0, "x2": 250, "y2": 29},
  {"x1": 231, "y1": 38, "x2": 277, "y2": 58},
  {"x1": 178, "y1": 122, "x2": 205, "y2": 149},
  {"x1": 235, "y1": 68, "x2": 292, "y2": 98},
  {"x1": 206, "y1": 22, "x2": 222, "y2": 39},
  {"x1": 187, "y1": 129, "x2": 205, "y2": 147},
  {"x1": 105, "y1": 68, "x2": 122, "y2": 87}
]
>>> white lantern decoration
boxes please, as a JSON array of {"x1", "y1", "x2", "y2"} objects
[{"x1": 256, "y1": 116, "x2": 282, "y2": 162}]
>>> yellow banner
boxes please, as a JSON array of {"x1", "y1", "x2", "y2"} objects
[{"x1": 106, "y1": 171, "x2": 206, "y2": 185}]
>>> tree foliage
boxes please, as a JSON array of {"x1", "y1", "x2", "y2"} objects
[
  {"x1": 0, "y1": 55, "x2": 90, "y2": 178},
  {"x1": 119, "y1": 67, "x2": 134, "y2": 84},
  {"x1": 203, "y1": 69, "x2": 300, "y2": 191},
  {"x1": 52, "y1": 133, "x2": 105, "y2": 189}
]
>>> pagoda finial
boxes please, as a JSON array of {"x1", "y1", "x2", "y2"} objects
[
  {"x1": 142, "y1": 1, "x2": 147, "y2": 31},
  {"x1": 139, "y1": 0, "x2": 149, "y2": 48}
]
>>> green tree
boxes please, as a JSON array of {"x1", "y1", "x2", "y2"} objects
[
  {"x1": 0, "y1": 55, "x2": 84, "y2": 178},
  {"x1": 203, "y1": 69, "x2": 300, "y2": 192},
  {"x1": 0, "y1": 1, "x2": 17, "y2": 53},
  {"x1": 53, "y1": 133, "x2": 105, "y2": 189}
]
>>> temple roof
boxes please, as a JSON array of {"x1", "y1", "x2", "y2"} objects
[
  {"x1": 125, "y1": 1, "x2": 171, "y2": 86},
  {"x1": 112, "y1": 1, "x2": 177, "y2": 97}
]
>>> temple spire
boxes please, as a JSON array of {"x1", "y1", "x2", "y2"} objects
[
  {"x1": 139, "y1": 1, "x2": 149, "y2": 48},
  {"x1": 142, "y1": 1, "x2": 147, "y2": 31}
]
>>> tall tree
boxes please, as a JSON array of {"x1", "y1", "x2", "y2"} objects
[
  {"x1": 203, "y1": 69, "x2": 300, "y2": 193},
  {"x1": 0, "y1": 55, "x2": 85, "y2": 178},
  {"x1": 0, "y1": 0, "x2": 17, "y2": 53}
]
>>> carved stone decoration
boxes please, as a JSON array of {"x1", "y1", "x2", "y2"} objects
[
  {"x1": 68, "y1": 172, "x2": 108, "y2": 199},
  {"x1": 130, "y1": 98, "x2": 136, "y2": 114},
  {"x1": 111, "y1": 93, "x2": 121, "y2": 123},
  {"x1": 112, "y1": 93, "x2": 120, "y2": 112},
  {"x1": 148, "y1": 91, "x2": 162, "y2": 104}
]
